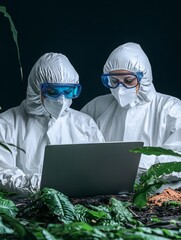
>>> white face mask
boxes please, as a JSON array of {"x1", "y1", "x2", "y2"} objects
[
  {"x1": 111, "y1": 85, "x2": 137, "y2": 107},
  {"x1": 43, "y1": 96, "x2": 72, "y2": 119}
]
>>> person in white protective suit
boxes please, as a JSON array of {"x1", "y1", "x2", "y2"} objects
[
  {"x1": 0, "y1": 52, "x2": 104, "y2": 194},
  {"x1": 81, "y1": 42, "x2": 181, "y2": 189}
]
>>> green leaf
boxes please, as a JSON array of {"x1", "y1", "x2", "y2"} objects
[
  {"x1": 133, "y1": 181, "x2": 164, "y2": 209},
  {"x1": 40, "y1": 188, "x2": 75, "y2": 223},
  {"x1": 22, "y1": 221, "x2": 57, "y2": 240},
  {"x1": 48, "y1": 222, "x2": 107, "y2": 239},
  {"x1": 22, "y1": 188, "x2": 75, "y2": 223},
  {"x1": 133, "y1": 162, "x2": 181, "y2": 209},
  {"x1": 0, "y1": 6, "x2": 23, "y2": 80},
  {"x1": 0, "y1": 142, "x2": 12, "y2": 154},
  {"x1": 74, "y1": 204, "x2": 108, "y2": 224},
  {"x1": 4, "y1": 142, "x2": 26, "y2": 154},
  {"x1": 140, "y1": 162, "x2": 181, "y2": 182},
  {"x1": 130, "y1": 146, "x2": 181, "y2": 157},
  {"x1": 0, "y1": 215, "x2": 14, "y2": 234},
  {"x1": 0, "y1": 189, "x2": 17, "y2": 198},
  {"x1": 109, "y1": 198, "x2": 135, "y2": 224},
  {"x1": 0, "y1": 141, "x2": 26, "y2": 154},
  {"x1": 74, "y1": 204, "x2": 89, "y2": 222},
  {"x1": 0, "y1": 197, "x2": 18, "y2": 217},
  {"x1": 0, "y1": 214, "x2": 35, "y2": 240}
]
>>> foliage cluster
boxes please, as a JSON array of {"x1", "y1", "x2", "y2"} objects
[
  {"x1": 0, "y1": 147, "x2": 181, "y2": 239},
  {"x1": 1, "y1": 187, "x2": 181, "y2": 240}
]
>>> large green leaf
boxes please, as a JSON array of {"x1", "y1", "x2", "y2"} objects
[
  {"x1": 0, "y1": 189, "x2": 16, "y2": 198},
  {"x1": 119, "y1": 226, "x2": 181, "y2": 239},
  {"x1": 130, "y1": 146, "x2": 181, "y2": 209},
  {"x1": 109, "y1": 197, "x2": 134, "y2": 223},
  {"x1": 130, "y1": 146, "x2": 181, "y2": 157},
  {"x1": 0, "y1": 214, "x2": 35, "y2": 239},
  {"x1": 140, "y1": 162, "x2": 181, "y2": 182},
  {"x1": 133, "y1": 162, "x2": 181, "y2": 209},
  {"x1": 21, "y1": 188, "x2": 75, "y2": 224},
  {"x1": 40, "y1": 188, "x2": 75, "y2": 223},
  {"x1": 48, "y1": 221, "x2": 107, "y2": 239},
  {"x1": 47, "y1": 221, "x2": 181, "y2": 239},
  {"x1": 22, "y1": 221, "x2": 57, "y2": 240},
  {"x1": 0, "y1": 215, "x2": 14, "y2": 234},
  {"x1": 0, "y1": 6, "x2": 23, "y2": 80},
  {"x1": 74, "y1": 204, "x2": 108, "y2": 224},
  {"x1": 133, "y1": 180, "x2": 164, "y2": 210},
  {"x1": 0, "y1": 197, "x2": 18, "y2": 217}
]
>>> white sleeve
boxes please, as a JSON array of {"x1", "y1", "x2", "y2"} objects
[
  {"x1": 0, "y1": 121, "x2": 40, "y2": 195},
  {"x1": 0, "y1": 151, "x2": 40, "y2": 194}
]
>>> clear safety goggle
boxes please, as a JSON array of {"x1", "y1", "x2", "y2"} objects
[
  {"x1": 101, "y1": 71, "x2": 143, "y2": 89},
  {"x1": 40, "y1": 83, "x2": 82, "y2": 99}
]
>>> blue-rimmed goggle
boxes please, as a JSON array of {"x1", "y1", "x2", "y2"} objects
[
  {"x1": 101, "y1": 71, "x2": 143, "y2": 89},
  {"x1": 40, "y1": 83, "x2": 82, "y2": 99}
]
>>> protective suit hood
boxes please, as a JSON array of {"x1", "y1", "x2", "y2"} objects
[
  {"x1": 0, "y1": 52, "x2": 105, "y2": 194},
  {"x1": 81, "y1": 42, "x2": 181, "y2": 190},
  {"x1": 25, "y1": 52, "x2": 79, "y2": 116},
  {"x1": 103, "y1": 42, "x2": 155, "y2": 105}
]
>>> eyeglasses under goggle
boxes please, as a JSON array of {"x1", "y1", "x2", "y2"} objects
[
  {"x1": 40, "y1": 83, "x2": 82, "y2": 99},
  {"x1": 101, "y1": 71, "x2": 143, "y2": 89}
]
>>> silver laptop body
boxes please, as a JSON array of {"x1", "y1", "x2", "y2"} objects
[{"x1": 40, "y1": 141, "x2": 143, "y2": 197}]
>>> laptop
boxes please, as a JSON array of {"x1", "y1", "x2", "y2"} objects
[{"x1": 40, "y1": 141, "x2": 143, "y2": 197}]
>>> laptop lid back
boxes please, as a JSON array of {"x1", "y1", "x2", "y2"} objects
[{"x1": 40, "y1": 141, "x2": 143, "y2": 197}]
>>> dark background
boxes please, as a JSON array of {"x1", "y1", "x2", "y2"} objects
[{"x1": 0, "y1": 1, "x2": 180, "y2": 112}]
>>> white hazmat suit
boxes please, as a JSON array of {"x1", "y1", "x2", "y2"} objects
[
  {"x1": 0, "y1": 53, "x2": 104, "y2": 194},
  {"x1": 81, "y1": 42, "x2": 181, "y2": 187}
]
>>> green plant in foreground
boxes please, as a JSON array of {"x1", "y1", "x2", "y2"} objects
[
  {"x1": 130, "y1": 146, "x2": 181, "y2": 209},
  {"x1": 1, "y1": 188, "x2": 181, "y2": 239}
]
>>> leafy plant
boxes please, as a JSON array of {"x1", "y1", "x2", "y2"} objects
[
  {"x1": 0, "y1": 214, "x2": 36, "y2": 240},
  {"x1": 130, "y1": 147, "x2": 181, "y2": 209},
  {"x1": 1, "y1": 187, "x2": 181, "y2": 239},
  {"x1": 19, "y1": 188, "x2": 75, "y2": 224},
  {"x1": 0, "y1": 197, "x2": 18, "y2": 217}
]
